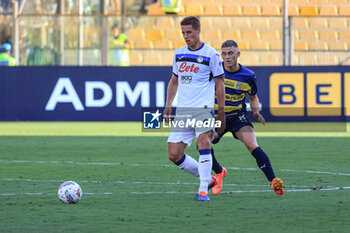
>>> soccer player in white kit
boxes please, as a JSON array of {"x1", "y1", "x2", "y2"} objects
[{"x1": 163, "y1": 16, "x2": 226, "y2": 201}]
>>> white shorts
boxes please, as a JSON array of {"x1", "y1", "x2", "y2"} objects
[{"x1": 167, "y1": 108, "x2": 216, "y2": 147}]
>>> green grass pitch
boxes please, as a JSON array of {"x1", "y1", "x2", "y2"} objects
[{"x1": 0, "y1": 122, "x2": 349, "y2": 233}]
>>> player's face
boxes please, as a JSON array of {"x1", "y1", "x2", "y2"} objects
[
  {"x1": 221, "y1": 46, "x2": 240, "y2": 67},
  {"x1": 181, "y1": 25, "x2": 200, "y2": 49}
]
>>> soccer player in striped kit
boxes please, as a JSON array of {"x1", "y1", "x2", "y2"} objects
[{"x1": 212, "y1": 40, "x2": 284, "y2": 196}]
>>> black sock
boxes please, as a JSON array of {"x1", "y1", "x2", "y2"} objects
[
  {"x1": 211, "y1": 148, "x2": 223, "y2": 174},
  {"x1": 251, "y1": 147, "x2": 276, "y2": 182}
]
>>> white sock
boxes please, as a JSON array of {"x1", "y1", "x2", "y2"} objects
[
  {"x1": 175, "y1": 154, "x2": 199, "y2": 178},
  {"x1": 198, "y1": 151, "x2": 213, "y2": 194}
]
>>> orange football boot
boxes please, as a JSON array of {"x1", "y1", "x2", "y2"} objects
[
  {"x1": 270, "y1": 177, "x2": 285, "y2": 196},
  {"x1": 212, "y1": 167, "x2": 227, "y2": 195}
]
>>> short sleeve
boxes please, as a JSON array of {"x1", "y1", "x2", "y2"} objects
[
  {"x1": 172, "y1": 53, "x2": 178, "y2": 77},
  {"x1": 209, "y1": 52, "x2": 224, "y2": 79},
  {"x1": 249, "y1": 74, "x2": 257, "y2": 95}
]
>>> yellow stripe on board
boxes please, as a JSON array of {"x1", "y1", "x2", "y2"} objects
[{"x1": 345, "y1": 73, "x2": 350, "y2": 116}]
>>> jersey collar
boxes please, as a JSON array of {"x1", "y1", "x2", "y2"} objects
[
  {"x1": 223, "y1": 63, "x2": 242, "y2": 74},
  {"x1": 187, "y1": 42, "x2": 205, "y2": 52}
]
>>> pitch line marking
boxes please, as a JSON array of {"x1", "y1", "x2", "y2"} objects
[
  {"x1": 1, "y1": 159, "x2": 350, "y2": 176},
  {"x1": 278, "y1": 169, "x2": 350, "y2": 176},
  {"x1": 1, "y1": 178, "x2": 349, "y2": 195},
  {"x1": 0, "y1": 178, "x2": 346, "y2": 191},
  {"x1": 1, "y1": 186, "x2": 350, "y2": 196}
]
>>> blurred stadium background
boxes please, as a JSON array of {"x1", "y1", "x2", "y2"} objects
[{"x1": 1, "y1": 0, "x2": 350, "y2": 66}]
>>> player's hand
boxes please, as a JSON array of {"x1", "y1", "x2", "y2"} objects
[
  {"x1": 163, "y1": 107, "x2": 172, "y2": 122},
  {"x1": 217, "y1": 112, "x2": 226, "y2": 133},
  {"x1": 253, "y1": 112, "x2": 265, "y2": 125}
]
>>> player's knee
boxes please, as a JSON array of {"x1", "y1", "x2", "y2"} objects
[
  {"x1": 246, "y1": 143, "x2": 259, "y2": 153},
  {"x1": 168, "y1": 153, "x2": 180, "y2": 163},
  {"x1": 168, "y1": 151, "x2": 182, "y2": 162},
  {"x1": 196, "y1": 139, "x2": 211, "y2": 150},
  {"x1": 168, "y1": 143, "x2": 186, "y2": 162}
]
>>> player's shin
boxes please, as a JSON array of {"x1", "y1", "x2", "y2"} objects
[
  {"x1": 211, "y1": 148, "x2": 223, "y2": 174},
  {"x1": 251, "y1": 147, "x2": 276, "y2": 182},
  {"x1": 198, "y1": 149, "x2": 213, "y2": 193},
  {"x1": 174, "y1": 154, "x2": 199, "y2": 177}
]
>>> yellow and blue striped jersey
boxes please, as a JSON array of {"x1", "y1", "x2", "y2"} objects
[{"x1": 215, "y1": 64, "x2": 257, "y2": 118}]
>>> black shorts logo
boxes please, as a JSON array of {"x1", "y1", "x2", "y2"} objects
[{"x1": 238, "y1": 114, "x2": 247, "y2": 122}]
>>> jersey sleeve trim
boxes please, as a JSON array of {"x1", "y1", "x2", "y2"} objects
[
  {"x1": 172, "y1": 72, "x2": 178, "y2": 77},
  {"x1": 213, "y1": 73, "x2": 224, "y2": 79},
  {"x1": 249, "y1": 90, "x2": 257, "y2": 96}
]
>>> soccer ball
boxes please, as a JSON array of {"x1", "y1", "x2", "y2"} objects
[{"x1": 58, "y1": 181, "x2": 83, "y2": 204}]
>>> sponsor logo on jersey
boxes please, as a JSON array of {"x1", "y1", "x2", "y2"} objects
[
  {"x1": 225, "y1": 93, "x2": 246, "y2": 101},
  {"x1": 179, "y1": 62, "x2": 199, "y2": 73},
  {"x1": 181, "y1": 75, "x2": 192, "y2": 84}
]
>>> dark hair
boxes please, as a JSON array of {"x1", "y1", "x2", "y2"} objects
[
  {"x1": 180, "y1": 16, "x2": 201, "y2": 30},
  {"x1": 221, "y1": 40, "x2": 238, "y2": 49}
]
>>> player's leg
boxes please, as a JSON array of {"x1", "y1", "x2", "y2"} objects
[
  {"x1": 211, "y1": 147, "x2": 227, "y2": 195},
  {"x1": 168, "y1": 142, "x2": 200, "y2": 177},
  {"x1": 194, "y1": 138, "x2": 226, "y2": 195},
  {"x1": 168, "y1": 127, "x2": 219, "y2": 199},
  {"x1": 211, "y1": 129, "x2": 227, "y2": 174},
  {"x1": 211, "y1": 123, "x2": 228, "y2": 175},
  {"x1": 196, "y1": 137, "x2": 223, "y2": 174},
  {"x1": 168, "y1": 130, "x2": 199, "y2": 177},
  {"x1": 235, "y1": 126, "x2": 275, "y2": 181},
  {"x1": 234, "y1": 126, "x2": 284, "y2": 196},
  {"x1": 212, "y1": 130, "x2": 225, "y2": 144},
  {"x1": 211, "y1": 147, "x2": 223, "y2": 174},
  {"x1": 211, "y1": 119, "x2": 233, "y2": 195},
  {"x1": 195, "y1": 130, "x2": 215, "y2": 201},
  {"x1": 211, "y1": 118, "x2": 237, "y2": 194}
]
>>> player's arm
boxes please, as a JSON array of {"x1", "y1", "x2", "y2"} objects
[
  {"x1": 163, "y1": 75, "x2": 178, "y2": 122},
  {"x1": 215, "y1": 77, "x2": 226, "y2": 132},
  {"x1": 249, "y1": 94, "x2": 265, "y2": 125}
]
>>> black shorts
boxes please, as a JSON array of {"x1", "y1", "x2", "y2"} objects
[{"x1": 217, "y1": 112, "x2": 254, "y2": 140}]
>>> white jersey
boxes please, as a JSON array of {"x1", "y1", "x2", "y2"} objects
[{"x1": 172, "y1": 43, "x2": 224, "y2": 108}]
